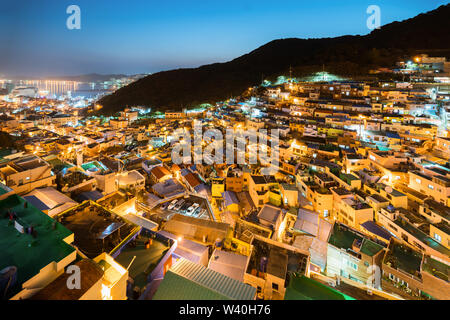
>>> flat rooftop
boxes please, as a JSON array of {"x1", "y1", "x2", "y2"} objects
[
  {"x1": 114, "y1": 231, "x2": 170, "y2": 288},
  {"x1": 0, "y1": 195, "x2": 75, "y2": 299},
  {"x1": 394, "y1": 217, "x2": 450, "y2": 256},
  {"x1": 422, "y1": 255, "x2": 449, "y2": 283},
  {"x1": 81, "y1": 161, "x2": 109, "y2": 175},
  {"x1": 328, "y1": 223, "x2": 384, "y2": 257},
  {"x1": 56, "y1": 201, "x2": 137, "y2": 258},
  {"x1": 11, "y1": 155, "x2": 47, "y2": 171},
  {"x1": 57, "y1": 170, "x2": 93, "y2": 188},
  {"x1": 153, "y1": 258, "x2": 256, "y2": 300},
  {"x1": 30, "y1": 259, "x2": 103, "y2": 300},
  {"x1": 424, "y1": 198, "x2": 450, "y2": 220},
  {"x1": 44, "y1": 156, "x2": 74, "y2": 173},
  {"x1": 247, "y1": 237, "x2": 308, "y2": 280},
  {"x1": 383, "y1": 240, "x2": 423, "y2": 279},
  {"x1": 258, "y1": 204, "x2": 282, "y2": 225},
  {"x1": 285, "y1": 274, "x2": 355, "y2": 300},
  {"x1": 234, "y1": 219, "x2": 272, "y2": 243}
]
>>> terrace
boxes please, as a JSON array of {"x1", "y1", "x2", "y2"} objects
[
  {"x1": 114, "y1": 230, "x2": 171, "y2": 289},
  {"x1": 43, "y1": 156, "x2": 74, "y2": 173},
  {"x1": 57, "y1": 170, "x2": 94, "y2": 189},
  {"x1": 0, "y1": 195, "x2": 75, "y2": 299},
  {"x1": 342, "y1": 197, "x2": 372, "y2": 210},
  {"x1": 328, "y1": 222, "x2": 384, "y2": 257},
  {"x1": 383, "y1": 241, "x2": 423, "y2": 281},
  {"x1": 97, "y1": 191, "x2": 129, "y2": 210},
  {"x1": 422, "y1": 255, "x2": 449, "y2": 282},
  {"x1": 308, "y1": 182, "x2": 332, "y2": 195},
  {"x1": 339, "y1": 172, "x2": 359, "y2": 183},
  {"x1": 394, "y1": 217, "x2": 450, "y2": 257},
  {"x1": 10, "y1": 155, "x2": 47, "y2": 172},
  {"x1": 332, "y1": 187, "x2": 352, "y2": 196},
  {"x1": 81, "y1": 161, "x2": 110, "y2": 175},
  {"x1": 285, "y1": 274, "x2": 355, "y2": 300},
  {"x1": 246, "y1": 237, "x2": 309, "y2": 281},
  {"x1": 56, "y1": 201, "x2": 138, "y2": 259},
  {"x1": 234, "y1": 219, "x2": 272, "y2": 243},
  {"x1": 424, "y1": 199, "x2": 450, "y2": 220}
]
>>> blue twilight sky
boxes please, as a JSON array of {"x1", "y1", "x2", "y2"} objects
[{"x1": 0, "y1": 0, "x2": 448, "y2": 77}]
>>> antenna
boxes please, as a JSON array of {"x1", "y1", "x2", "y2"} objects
[{"x1": 127, "y1": 256, "x2": 137, "y2": 270}]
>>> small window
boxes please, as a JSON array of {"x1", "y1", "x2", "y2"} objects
[
  {"x1": 272, "y1": 283, "x2": 279, "y2": 291},
  {"x1": 434, "y1": 233, "x2": 442, "y2": 243}
]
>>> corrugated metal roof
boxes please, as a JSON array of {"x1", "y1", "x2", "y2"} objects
[{"x1": 153, "y1": 259, "x2": 256, "y2": 300}]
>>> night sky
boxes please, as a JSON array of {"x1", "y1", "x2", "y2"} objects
[{"x1": 0, "y1": 0, "x2": 448, "y2": 77}]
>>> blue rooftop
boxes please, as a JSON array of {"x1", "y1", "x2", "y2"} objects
[{"x1": 360, "y1": 221, "x2": 393, "y2": 242}]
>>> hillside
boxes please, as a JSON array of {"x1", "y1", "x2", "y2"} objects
[{"x1": 97, "y1": 4, "x2": 450, "y2": 115}]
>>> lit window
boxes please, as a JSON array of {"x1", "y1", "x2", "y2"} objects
[
  {"x1": 346, "y1": 260, "x2": 358, "y2": 271},
  {"x1": 428, "y1": 185, "x2": 434, "y2": 190},
  {"x1": 416, "y1": 178, "x2": 421, "y2": 184},
  {"x1": 434, "y1": 233, "x2": 442, "y2": 243}
]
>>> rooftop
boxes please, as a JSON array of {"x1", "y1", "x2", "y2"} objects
[
  {"x1": 422, "y1": 255, "x2": 449, "y2": 283},
  {"x1": 10, "y1": 155, "x2": 48, "y2": 172},
  {"x1": 394, "y1": 217, "x2": 450, "y2": 256},
  {"x1": 208, "y1": 249, "x2": 249, "y2": 282},
  {"x1": 114, "y1": 230, "x2": 170, "y2": 288},
  {"x1": 424, "y1": 198, "x2": 450, "y2": 220},
  {"x1": 234, "y1": 219, "x2": 272, "y2": 243},
  {"x1": 151, "y1": 178, "x2": 185, "y2": 198},
  {"x1": 0, "y1": 194, "x2": 75, "y2": 299},
  {"x1": 56, "y1": 201, "x2": 138, "y2": 258},
  {"x1": 257, "y1": 204, "x2": 282, "y2": 225},
  {"x1": 30, "y1": 259, "x2": 104, "y2": 300},
  {"x1": 153, "y1": 259, "x2": 256, "y2": 300},
  {"x1": 81, "y1": 161, "x2": 109, "y2": 175},
  {"x1": 247, "y1": 237, "x2": 309, "y2": 280},
  {"x1": 162, "y1": 213, "x2": 230, "y2": 243},
  {"x1": 383, "y1": 240, "x2": 423, "y2": 279},
  {"x1": 328, "y1": 222, "x2": 384, "y2": 257},
  {"x1": 57, "y1": 170, "x2": 93, "y2": 188},
  {"x1": 285, "y1": 274, "x2": 355, "y2": 300}
]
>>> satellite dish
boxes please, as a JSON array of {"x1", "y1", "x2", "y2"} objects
[{"x1": 385, "y1": 186, "x2": 393, "y2": 193}]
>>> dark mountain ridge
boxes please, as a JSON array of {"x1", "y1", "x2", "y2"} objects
[{"x1": 98, "y1": 4, "x2": 450, "y2": 115}]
